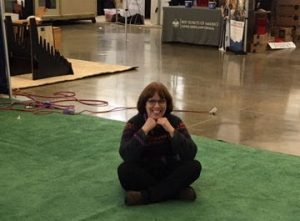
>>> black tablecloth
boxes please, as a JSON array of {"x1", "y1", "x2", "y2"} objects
[{"x1": 162, "y1": 6, "x2": 223, "y2": 46}]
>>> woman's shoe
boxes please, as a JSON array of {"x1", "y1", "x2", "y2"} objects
[
  {"x1": 125, "y1": 191, "x2": 144, "y2": 206},
  {"x1": 177, "y1": 186, "x2": 196, "y2": 201}
]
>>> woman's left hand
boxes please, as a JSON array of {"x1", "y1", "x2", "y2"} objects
[{"x1": 157, "y1": 118, "x2": 175, "y2": 137}]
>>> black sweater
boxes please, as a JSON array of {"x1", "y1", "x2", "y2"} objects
[{"x1": 119, "y1": 113, "x2": 197, "y2": 164}]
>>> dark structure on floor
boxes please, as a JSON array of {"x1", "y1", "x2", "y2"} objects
[{"x1": 5, "y1": 16, "x2": 73, "y2": 80}]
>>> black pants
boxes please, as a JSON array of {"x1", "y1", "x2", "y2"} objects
[{"x1": 118, "y1": 159, "x2": 201, "y2": 203}]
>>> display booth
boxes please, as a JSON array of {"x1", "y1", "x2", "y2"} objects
[
  {"x1": 0, "y1": 0, "x2": 11, "y2": 96},
  {"x1": 162, "y1": 0, "x2": 251, "y2": 53},
  {"x1": 162, "y1": 6, "x2": 223, "y2": 46}
]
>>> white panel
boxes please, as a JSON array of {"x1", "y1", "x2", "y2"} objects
[
  {"x1": 150, "y1": 0, "x2": 159, "y2": 25},
  {"x1": 123, "y1": 0, "x2": 145, "y2": 17},
  {"x1": 60, "y1": 0, "x2": 96, "y2": 15}
]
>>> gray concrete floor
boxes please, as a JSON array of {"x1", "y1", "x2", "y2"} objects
[{"x1": 22, "y1": 19, "x2": 300, "y2": 156}]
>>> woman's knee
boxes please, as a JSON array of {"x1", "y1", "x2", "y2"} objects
[
  {"x1": 185, "y1": 160, "x2": 202, "y2": 180},
  {"x1": 117, "y1": 162, "x2": 137, "y2": 190},
  {"x1": 118, "y1": 162, "x2": 136, "y2": 179}
]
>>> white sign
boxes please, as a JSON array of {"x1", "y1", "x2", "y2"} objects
[
  {"x1": 230, "y1": 20, "x2": 244, "y2": 42},
  {"x1": 268, "y1": 42, "x2": 296, "y2": 49}
]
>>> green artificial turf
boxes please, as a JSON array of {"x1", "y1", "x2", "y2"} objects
[{"x1": 0, "y1": 110, "x2": 299, "y2": 221}]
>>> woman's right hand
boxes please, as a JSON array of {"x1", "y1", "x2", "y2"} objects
[{"x1": 141, "y1": 117, "x2": 157, "y2": 135}]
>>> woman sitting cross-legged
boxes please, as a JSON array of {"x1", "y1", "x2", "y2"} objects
[{"x1": 117, "y1": 82, "x2": 202, "y2": 206}]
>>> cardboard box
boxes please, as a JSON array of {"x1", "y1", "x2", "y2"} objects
[
  {"x1": 294, "y1": 34, "x2": 300, "y2": 42},
  {"x1": 274, "y1": 27, "x2": 294, "y2": 41},
  {"x1": 276, "y1": 5, "x2": 300, "y2": 16},
  {"x1": 293, "y1": 26, "x2": 300, "y2": 44},
  {"x1": 250, "y1": 33, "x2": 270, "y2": 53},
  {"x1": 53, "y1": 27, "x2": 61, "y2": 50},
  {"x1": 250, "y1": 43, "x2": 268, "y2": 53},
  {"x1": 253, "y1": 33, "x2": 270, "y2": 44},
  {"x1": 35, "y1": 7, "x2": 46, "y2": 18},
  {"x1": 277, "y1": 0, "x2": 300, "y2": 6},
  {"x1": 276, "y1": 15, "x2": 300, "y2": 26},
  {"x1": 277, "y1": 0, "x2": 300, "y2": 17}
]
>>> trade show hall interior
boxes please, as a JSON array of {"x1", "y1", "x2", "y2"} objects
[{"x1": 16, "y1": 18, "x2": 300, "y2": 157}]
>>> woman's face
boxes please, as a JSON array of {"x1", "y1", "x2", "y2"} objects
[{"x1": 145, "y1": 92, "x2": 167, "y2": 120}]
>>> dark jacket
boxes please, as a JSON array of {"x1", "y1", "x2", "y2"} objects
[{"x1": 119, "y1": 113, "x2": 197, "y2": 164}]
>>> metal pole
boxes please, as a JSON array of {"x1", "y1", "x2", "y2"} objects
[
  {"x1": 243, "y1": 0, "x2": 249, "y2": 54},
  {"x1": 0, "y1": 0, "x2": 12, "y2": 98},
  {"x1": 158, "y1": 0, "x2": 161, "y2": 25},
  {"x1": 125, "y1": 0, "x2": 128, "y2": 42}
]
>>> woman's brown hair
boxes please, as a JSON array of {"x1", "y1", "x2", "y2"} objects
[{"x1": 137, "y1": 82, "x2": 173, "y2": 115}]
